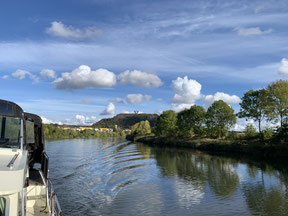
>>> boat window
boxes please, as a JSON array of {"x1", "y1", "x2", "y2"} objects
[
  {"x1": 0, "y1": 197, "x2": 5, "y2": 216},
  {"x1": 0, "y1": 116, "x2": 21, "y2": 149},
  {"x1": 26, "y1": 120, "x2": 35, "y2": 144}
]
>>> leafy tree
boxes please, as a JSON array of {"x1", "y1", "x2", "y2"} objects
[
  {"x1": 177, "y1": 105, "x2": 206, "y2": 137},
  {"x1": 131, "y1": 120, "x2": 151, "y2": 136},
  {"x1": 206, "y1": 100, "x2": 236, "y2": 138},
  {"x1": 238, "y1": 89, "x2": 269, "y2": 133},
  {"x1": 155, "y1": 110, "x2": 177, "y2": 136},
  {"x1": 267, "y1": 80, "x2": 288, "y2": 129}
]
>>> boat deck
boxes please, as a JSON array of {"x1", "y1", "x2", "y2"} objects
[{"x1": 27, "y1": 169, "x2": 49, "y2": 215}]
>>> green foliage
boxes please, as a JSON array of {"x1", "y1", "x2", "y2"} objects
[
  {"x1": 176, "y1": 105, "x2": 206, "y2": 137},
  {"x1": 261, "y1": 127, "x2": 274, "y2": 140},
  {"x1": 267, "y1": 80, "x2": 288, "y2": 128},
  {"x1": 155, "y1": 110, "x2": 177, "y2": 136},
  {"x1": 238, "y1": 89, "x2": 269, "y2": 132},
  {"x1": 206, "y1": 100, "x2": 236, "y2": 138},
  {"x1": 131, "y1": 120, "x2": 151, "y2": 136},
  {"x1": 274, "y1": 123, "x2": 288, "y2": 142},
  {"x1": 43, "y1": 124, "x2": 128, "y2": 140},
  {"x1": 245, "y1": 123, "x2": 257, "y2": 138}
]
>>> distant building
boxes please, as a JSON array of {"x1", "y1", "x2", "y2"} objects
[
  {"x1": 99, "y1": 128, "x2": 113, "y2": 132},
  {"x1": 79, "y1": 127, "x2": 93, "y2": 131}
]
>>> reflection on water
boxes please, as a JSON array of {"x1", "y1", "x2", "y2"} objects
[{"x1": 46, "y1": 138, "x2": 288, "y2": 215}]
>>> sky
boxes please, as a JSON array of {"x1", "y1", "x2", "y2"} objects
[{"x1": 0, "y1": 0, "x2": 288, "y2": 128}]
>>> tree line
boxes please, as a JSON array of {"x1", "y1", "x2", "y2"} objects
[
  {"x1": 153, "y1": 80, "x2": 288, "y2": 140},
  {"x1": 43, "y1": 124, "x2": 129, "y2": 140}
]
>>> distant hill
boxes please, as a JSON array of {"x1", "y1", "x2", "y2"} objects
[{"x1": 93, "y1": 113, "x2": 159, "y2": 129}]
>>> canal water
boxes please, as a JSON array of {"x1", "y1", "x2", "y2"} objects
[{"x1": 46, "y1": 138, "x2": 288, "y2": 215}]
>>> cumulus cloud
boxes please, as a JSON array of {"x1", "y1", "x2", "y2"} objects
[
  {"x1": 46, "y1": 21, "x2": 101, "y2": 39},
  {"x1": 2, "y1": 75, "x2": 9, "y2": 79},
  {"x1": 118, "y1": 70, "x2": 163, "y2": 88},
  {"x1": 110, "y1": 97, "x2": 124, "y2": 104},
  {"x1": 12, "y1": 69, "x2": 39, "y2": 82},
  {"x1": 100, "y1": 103, "x2": 115, "y2": 115},
  {"x1": 41, "y1": 116, "x2": 62, "y2": 125},
  {"x1": 126, "y1": 94, "x2": 151, "y2": 104},
  {"x1": 40, "y1": 69, "x2": 56, "y2": 79},
  {"x1": 172, "y1": 103, "x2": 193, "y2": 113},
  {"x1": 203, "y1": 92, "x2": 241, "y2": 107},
  {"x1": 75, "y1": 114, "x2": 97, "y2": 125},
  {"x1": 156, "y1": 98, "x2": 162, "y2": 102},
  {"x1": 235, "y1": 27, "x2": 272, "y2": 36},
  {"x1": 53, "y1": 65, "x2": 116, "y2": 90},
  {"x1": 278, "y1": 58, "x2": 288, "y2": 75},
  {"x1": 171, "y1": 76, "x2": 202, "y2": 112}
]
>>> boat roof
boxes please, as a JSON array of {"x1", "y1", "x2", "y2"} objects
[
  {"x1": 25, "y1": 112, "x2": 42, "y2": 126},
  {"x1": 0, "y1": 99, "x2": 23, "y2": 119}
]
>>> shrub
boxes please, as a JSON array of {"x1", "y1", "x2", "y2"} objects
[
  {"x1": 262, "y1": 127, "x2": 274, "y2": 140},
  {"x1": 245, "y1": 123, "x2": 257, "y2": 138}
]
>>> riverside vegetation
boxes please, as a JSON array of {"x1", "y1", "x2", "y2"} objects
[
  {"x1": 128, "y1": 80, "x2": 288, "y2": 158},
  {"x1": 43, "y1": 124, "x2": 130, "y2": 140}
]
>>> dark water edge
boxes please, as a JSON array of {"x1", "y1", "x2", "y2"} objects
[
  {"x1": 135, "y1": 135, "x2": 288, "y2": 159},
  {"x1": 46, "y1": 138, "x2": 288, "y2": 216}
]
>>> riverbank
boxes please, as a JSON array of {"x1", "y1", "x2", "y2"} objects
[{"x1": 129, "y1": 135, "x2": 288, "y2": 158}]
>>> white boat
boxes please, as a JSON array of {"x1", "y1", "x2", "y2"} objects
[{"x1": 0, "y1": 99, "x2": 62, "y2": 216}]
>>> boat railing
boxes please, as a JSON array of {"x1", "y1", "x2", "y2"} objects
[{"x1": 47, "y1": 178, "x2": 63, "y2": 216}]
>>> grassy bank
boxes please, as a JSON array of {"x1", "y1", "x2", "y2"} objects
[{"x1": 129, "y1": 135, "x2": 288, "y2": 159}]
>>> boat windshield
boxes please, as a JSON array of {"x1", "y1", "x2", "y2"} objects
[
  {"x1": 0, "y1": 116, "x2": 21, "y2": 149},
  {"x1": 0, "y1": 197, "x2": 5, "y2": 216}
]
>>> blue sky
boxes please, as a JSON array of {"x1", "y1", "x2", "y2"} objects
[{"x1": 0, "y1": 0, "x2": 288, "y2": 127}]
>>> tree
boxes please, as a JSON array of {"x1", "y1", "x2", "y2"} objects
[
  {"x1": 267, "y1": 80, "x2": 288, "y2": 129},
  {"x1": 206, "y1": 100, "x2": 236, "y2": 138},
  {"x1": 245, "y1": 123, "x2": 257, "y2": 138},
  {"x1": 131, "y1": 120, "x2": 151, "y2": 136},
  {"x1": 238, "y1": 89, "x2": 269, "y2": 132},
  {"x1": 154, "y1": 110, "x2": 177, "y2": 136},
  {"x1": 177, "y1": 105, "x2": 206, "y2": 137}
]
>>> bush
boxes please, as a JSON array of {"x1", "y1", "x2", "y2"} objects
[
  {"x1": 262, "y1": 127, "x2": 274, "y2": 140},
  {"x1": 245, "y1": 123, "x2": 257, "y2": 138},
  {"x1": 274, "y1": 123, "x2": 288, "y2": 142},
  {"x1": 227, "y1": 131, "x2": 239, "y2": 140}
]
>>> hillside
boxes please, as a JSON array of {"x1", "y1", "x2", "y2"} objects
[{"x1": 93, "y1": 113, "x2": 158, "y2": 129}]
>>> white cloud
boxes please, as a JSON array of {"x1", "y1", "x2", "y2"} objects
[
  {"x1": 118, "y1": 70, "x2": 163, "y2": 88},
  {"x1": 100, "y1": 103, "x2": 115, "y2": 115},
  {"x1": 171, "y1": 104, "x2": 193, "y2": 113},
  {"x1": 41, "y1": 116, "x2": 62, "y2": 125},
  {"x1": 75, "y1": 114, "x2": 97, "y2": 125},
  {"x1": 53, "y1": 65, "x2": 116, "y2": 90},
  {"x1": 278, "y1": 58, "x2": 288, "y2": 75},
  {"x1": 2, "y1": 75, "x2": 9, "y2": 79},
  {"x1": 156, "y1": 98, "x2": 162, "y2": 102},
  {"x1": 46, "y1": 21, "x2": 101, "y2": 39},
  {"x1": 12, "y1": 69, "x2": 39, "y2": 82},
  {"x1": 203, "y1": 92, "x2": 241, "y2": 107},
  {"x1": 236, "y1": 27, "x2": 272, "y2": 36},
  {"x1": 40, "y1": 69, "x2": 56, "y2": 79},
  {"x1": 126, "y1": 94, "x2": 151, "y2": 104},
  {"x1": 171, "y1": 76, "x2": 202, "y2": 112},
  {"x1": 111, "y1": 98, "x2": 124, "y2": 104}
]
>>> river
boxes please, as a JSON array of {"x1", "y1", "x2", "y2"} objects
[{"x1": 46, "y1": 138, "x2": 288, "y2": 215}]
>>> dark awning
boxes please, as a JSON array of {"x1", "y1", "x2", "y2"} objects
[
  {"x1": 0, "y1": 99, "x2": 24, "y2": 119},
  {"x1": 24, "y1": 112, "x2": 42, "y2": 126}
]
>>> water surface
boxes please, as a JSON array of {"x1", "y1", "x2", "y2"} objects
[{"x1": 46, "y1": 138, "x2": 288, "y2": 215}]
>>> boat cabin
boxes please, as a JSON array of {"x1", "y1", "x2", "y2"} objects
[{"x1": 0, "y1": 100, "x2": 61, "y2": 216}]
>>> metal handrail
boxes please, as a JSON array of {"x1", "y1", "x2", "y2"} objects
[{"x1": 47, "y1": 178, "x2": 63, "y2": 216}]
